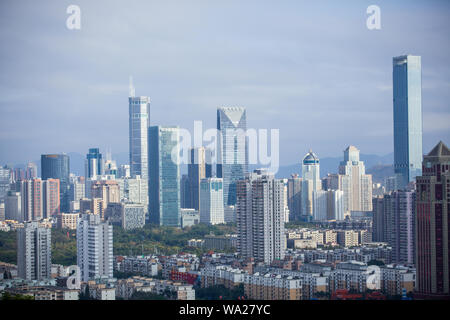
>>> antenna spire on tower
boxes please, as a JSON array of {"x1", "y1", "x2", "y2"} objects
[{"x1": 129, "y1": 75, "x2": 135, "y2": 97}]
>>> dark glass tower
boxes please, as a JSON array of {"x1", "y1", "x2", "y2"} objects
[
  {"x1": 393, "y1": 55, "x2": 423, "y2": 189},
  {"x1": 86, "y1": 148, "x2": 103, "y2": 178},
  {"x1": 41, "y1": 154, "x2": 70, "y2": 212}
]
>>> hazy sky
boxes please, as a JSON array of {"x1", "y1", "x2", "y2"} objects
[{"x1": 0, "y1": 0, "x2": 449, "y2": 166}]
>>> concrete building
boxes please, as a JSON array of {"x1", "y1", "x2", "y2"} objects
[
  {"x1": 236, "y1": 169, "x2": 286, "y2": 264},
  {"x1": 200, "y1": 178, "x2": 224, "y2": 225},
  {"x1": 338, "y1": 146, "x2": 373, "y2": 213},
  {"x1": 287, "y1": 174, "x2": 302, "y2": 221},
  {"x1": 415, "y1": 141, "x2": 450, "y2": 298},
  {"x1": 180, "y1": 209, "x2": 199, "y2": 228},
  {"x1": 77, "y1": 214, "x2": 113, "y2": 282},
  {"x1": 312, "y1": 189, "x2": 344, "y2": 221},
  {"x1": 17, "y1": 221, "x2": 52, "y2": 281}
]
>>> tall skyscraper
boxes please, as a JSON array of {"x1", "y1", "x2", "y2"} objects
[
  {"x1": 393, "y1": 55, "x2": 423, "y2": 189},
  {"x1": 338, "y1": 146, "x2": 373, "y2": 213},
  {"x1": 41, "y1": 154, "x2": 70, "y2": 212},
  {"x1": 0, "y1": 165, "x2": 12, "y2": 201},
  {"x1": 415, "y1": 141, "x2": 450, "y2": 298},
  {"x1": 85, "y1": 148, "x2": 103, "y2": 178},
  {"x1": 236, "y1": 169, "x2": 285, "y2": 264},
  {"x1": 42, "y1": 178, "x2": 60, "y2": 217},
  {"x1": 287, "y1": 174, "x2": 302, "y2": 221},
  {"x1": 188, "y1": 147, "x2": 212, "y2": 211},
  {"x1": 20, "y1": 179, "x2": 43, "y2": 221},
  {"x1": 301, "y1": 150, "x2": 321, "y2": 221},
  {"x1": 148, "y1": 126, "x2": 181, "y2": 227},
  {"x1": 200, "y1": 178, "x2": 224, "y2": 225},
  {"x1": 217, "y1": 107, "x2": 248, "y2": 209},
  {"x1": 77, "y1": 213, "x2": 113, "y2": 282},
  {"x1": 17, "y1": 221, "x2": 51, "y2": 281},
  {"x1": 128, "y1": 80, "x2": 150, "y2": 217}
]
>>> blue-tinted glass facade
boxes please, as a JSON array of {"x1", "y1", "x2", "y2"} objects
[
  {"x1": 86, "y1": 148, "x2": 103, "y2": 178},
  {"x1": 148, "y1": 126, "x2": 181, "y2": 227},
  {"x1": 393, "y1": 55, "x2": 423, "y2": 189},
  {"x1": 129, "y1": 96, "x2": 150, "y2": 180},
  {"x1": 217, "y1": 107, "x2": 248, "y2": 207},
  {"x1": 41, "y1": 154, "x2": 70, "y2": 212}
]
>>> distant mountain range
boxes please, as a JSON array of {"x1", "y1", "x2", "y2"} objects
[{"x1": 14, "y1": 151, "x2": 394, "y2": 183}]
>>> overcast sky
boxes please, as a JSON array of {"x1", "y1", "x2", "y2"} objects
[{"x1": 0, "y1": 0, "x2": 449, "y2": 166}]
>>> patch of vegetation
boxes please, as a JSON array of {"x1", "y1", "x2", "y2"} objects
[{"x1": 195, "y1": 284, "x2": 246, "y2": 300}]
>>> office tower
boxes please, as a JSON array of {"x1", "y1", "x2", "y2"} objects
[
  {"x1": 287, "y1": 174, "x2": 302, "y2": 221},
  {"x1": 393, "y1": 55, "x2": 423, "y2": 189},
  {"x1": 0, "y1": 202, "x2": 4, "y2": 221},
  {"x1": 85, "y1": 148, "x2": 103, "y2": 178},
  {"x1": 118, "y1": 164, "x2": 131, "y2": 179},
  {"x1": 77, "y1": 213, "x2": 113, "y2": 282},
  {"x1": 122, "y1": 203, "x2": 146, "y2": 230},
  {"x1": 5, "y1": 191, "x2": 22, "y2": 221},
  {"x1": 338, "y1": 146, "x2": 373, "y2": 212},
  {"x1": 312, "y1": 190, "x2": 344, "y2": 221},
  {"x1": 20, "y1": 179, "x2": 43, "y2": 221},
  {"x1": 17, "y1": 221, "x2": 51, "y2": 281},
  {"x1": 385, "y1": 176, "x2": 398, "y2": 193},
  {"x1": 415, "y1": 141, "x2": 450, "y2": 298},
  {"x1": 129, "y1": 80, "x2": 150, "y2": 178},
  {"x1": 25, "y1": 162, "x2": 38, "y2": 180},
  {"x1": 104, "y1": 160, "x2": 118, "y2": 177},
  {"x1": 180, "y1": 174, "x2": 190, "y2": 209},
  {"x1": 41, "y1": 154, "x2": 70, "y2": 212},
  {"x1": 217, "y1": 107, "x2": 248, "y2": 210},
  {"x1": 42, "y1": 179, "x2": 60, "y2": 217},
  {"x1": 188, "y1": 147, "x2": 212, "y2": 211},
  {"x1": 105, "y1": 202, "x2": 145, "y2": 230},
  {"x1": 386, "y1": 190, "x2": 415, "y2": 264},
  {"x1": 0, "y1": 165, "x2": 12, "y2": 201},
  {"x1": 120, "y1": 176, "x2": 147, "y2": 206},
  {"x1": 236, "y1": 169, "x2": 286, "y2": 264},
  {"x1": 149, "y1": 126, "x2": 181, "y2": 227},
  {"x1": 301, "y1": 150, "x2": 321, "y2": 221},
  {"x1": 200, "y1": 178, "x2": 225, "y2": 225}
]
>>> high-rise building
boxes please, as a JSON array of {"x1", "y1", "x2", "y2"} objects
[
  {"x1": 217, "y1": 107, "x2": 248, "y2": 210},
  {"x1": 393, "y1": 55, "x2": 423, "y2": 189},
  {"x1": 188, "y1": 147, "x2": 212, "y2": 211},
  {"x1": 69, "y1": 176, "x2": 85, "y2": 202},
  {"x1": 25, "y1": 162, "x2": 38, "y2": 180},
  {"x1": 85, "y1": 148, "x2": 103, "y2": 178},
  {"x1": 387, "y1": 190, "x2": 415, "y2": 264},
  {"x1": 338, "y1": 146, "x2": 373, "y2": 213},
  {"x1": 42, "y1": 178, "x2": 60, "y2": 218},
  {"x1": 148, "y1": 126, "x2": 181, "y2": 227},
  {"x1": 287, "y1": 174, "x2": 302, "y2": 221},
  {"x1": 301, "y1": 150, "x2": 321, "y2": 221},
  {"x1": 118, "y1": 164, "x2": 131, "y2": 179},
  {"x1": 17, "y1": 221, "x2": 51, "y2": 281},
  {"x1": 200, "y1": 178, "x2": 224, "y2": 225},
  {"x1": 0, "y1": 202, "x2": 4, "y2": 221},
  {"x1": 77, "y1": 213, "x2": 113, "y2": 282},
  {"x1": 371, "y1": 196, "x2": 386, "y2": 243},
  {"x1": 415, "y1": 141, "x2": 450, "y2": 298},
  {"x1": 20, "y1": 179, "x2": 43, "y2": 221},
  {"x1": 0, "y1": 165, "x2": 12, "y2": 201},
  {"x1": 41, "y1": 154, "x2": 70, "y2": 212},
  {"x1": 236, "y1": 169, "x2": 285, "y2": 264},
  {"x1": 180, "y1": 174, "x2": 190, "y2": 209},
  {"x1": 312, "y1": 189, "x2": 345, "y2": 221},
  {"x1": 91, "y1": 180, "x2": 120, "y2": 207},
  {"x1": 5, "y1": 191, "x2": 22, "y2": 221}
]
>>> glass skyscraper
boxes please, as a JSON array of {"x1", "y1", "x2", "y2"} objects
[
  {"x1": 148, "y1": 126, "x2": 181, "y2": 227},
  {"x1": 41, "y1": 154, "x2": 70, "y2": 212},
  {"x1": 217, "y1": 107, "x2": 248, "y2": 207},
  {"x1": 128, "y1": 81, "x2": 150, "y2": 181},
  {"x1": 393, "y1": 55, "x2": 423, "y2": 189},
  {"x1": 85, "y1": 147, "x2": 103, "y2": 178},
  {"x1": 128, "y1": 80, "x2": 150, "y2": 216}
]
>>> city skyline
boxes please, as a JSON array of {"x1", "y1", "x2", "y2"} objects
[{"x1": 1, "y1": 1, "x2": 449, "y2": 166}]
